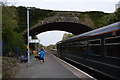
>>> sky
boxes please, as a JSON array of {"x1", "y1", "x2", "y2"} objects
[
  {"x1": 4, "y1": 0, "x2": 120, "y2": 46},
  {"x1": 5, "y1": 0, "x2": 119, "y2": 13},
  {"x1": 36, "y1": 31, "x2": 69, "y2": 46}
]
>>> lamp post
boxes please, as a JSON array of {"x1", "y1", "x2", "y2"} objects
[
  {"x1": 35, "y1": 32, "x2": 38, "y2": 54},
  {"x1": 27, "y1": 8, "x2": 30, "y2": 67}
]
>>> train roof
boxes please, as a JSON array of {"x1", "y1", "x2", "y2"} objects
[{"x1": 57, "y1": 21, "x2": 120, "y2": 44}]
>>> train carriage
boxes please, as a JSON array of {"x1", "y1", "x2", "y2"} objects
[{"x1": 56, "y1": 21, "x2": 120, "y2": 79}]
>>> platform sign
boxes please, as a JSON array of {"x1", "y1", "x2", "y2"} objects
[{"x1": 29, "y1": 39, "x2": 40, "y2": 43}]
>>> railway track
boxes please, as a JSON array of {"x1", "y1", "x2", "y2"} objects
[
  {"x1": 53, "y1": 53, "x2": 117, "y2": 80},
  {"x1": 61, "y1": 57, "x2": 118, "y2": 80}
]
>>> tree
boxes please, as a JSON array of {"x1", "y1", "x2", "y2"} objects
[
  {"x1": 97, "y1": 13, "x2": 118, "y2": 27},
  {"x1": 115, "y1": 8, "x2": 120, "y2": 21},
  {"x1": 47, "y1": 45, "x2": 56, "y2": 50},
  {"x1": 2, "y1": 6, "x2": 26, "y2": 56},
  {"x1": 16, "y1": 6, "x2": 55, "y2": 32},
  {"x1": 62, "y1": 33, "x2": 75, "y2": 40}
]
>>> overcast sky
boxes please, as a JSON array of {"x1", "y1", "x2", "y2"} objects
[
  {"x1": 5, "y1": 0, "x2": 119, "y2": 46},
  {"x1": 36, "y1": 31, "x2": 69, "y2": 46},
  {"x1": 6, "y1": 0, "x2": 119, "y2": 13}
]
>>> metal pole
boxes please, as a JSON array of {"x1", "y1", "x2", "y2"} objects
[
  {"x1": 16, "y1": 47, "x2": 18, "y2": 59},
  {"x1": 27, "y1": 8, "x2": 30, "y2": 67},
  {"x1": 35, "y1": 33, "x2": 37, "y2": 54}
]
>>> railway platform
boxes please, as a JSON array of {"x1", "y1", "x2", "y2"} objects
[{"x1": 15, "y1": 51, "x2": 95, "y2": 79}]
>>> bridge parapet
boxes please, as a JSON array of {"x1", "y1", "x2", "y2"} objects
[
  {"x1": 40, "y1": 16, "x2": 79, "y2": 24},
  {"x1": 29, "y1": 15, "x2": 80, "y2": 31},
  {"x1": 22, "y1": 12, "x2": 93, "y2": 35}
]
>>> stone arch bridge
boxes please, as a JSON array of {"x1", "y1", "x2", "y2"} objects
[{"x1": 23, "y1": 12, "x2": 94, "y2": 36}]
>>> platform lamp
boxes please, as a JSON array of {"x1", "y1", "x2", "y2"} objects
[{"x1": 27, "y1": 8, "x2": 31, "y2": 67}]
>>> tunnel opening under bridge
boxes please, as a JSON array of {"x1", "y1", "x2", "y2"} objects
[
  {"x1": 23, "y1": 22, "x2": 92, "y2": 44},
  {"x1": 26, "y1": 22, "x2": 92, "y2": 36}
]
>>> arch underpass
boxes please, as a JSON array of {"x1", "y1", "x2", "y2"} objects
[
  {"x1": 24, "y1": 22, "x2": 92, "y2": 37},
  {"x1": 23, "y1": 13, "x2": 93, "y2": 37}
]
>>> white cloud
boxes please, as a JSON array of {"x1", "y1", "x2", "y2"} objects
[
  {"x1": 6, "y1": 0, "x2": 119, "y2": 13},
  {"x1": 39, "y1": 0, "x2": 119, "y2": 3}
]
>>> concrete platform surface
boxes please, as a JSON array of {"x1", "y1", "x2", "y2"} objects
[{"x1": 15, "y1": 53, "x2": 78, "y2": 78}]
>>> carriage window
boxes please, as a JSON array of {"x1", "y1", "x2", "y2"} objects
[
  {"x1": 89, "y1": 39, "x2": 101, "y2": 55},
  {"x1": 61, "y1": 44, "x2": 65, "y2": 47},
  {"x1": 66, "y1": 43, "x2": 69, "y2": 47},
  {"x1": 79, "y1": 41, "x2": 87, "y2": 46},
  {"x1": 106, "y1": 45, "x2": 120, "y2": 58},
  {"x1": 105, "y1": 36, "x2": 120, "y2": 58},
  {"x1": 73, "y1": 42, "x2": 78, "y2": 46},
  {"x1": 105, "y1": 36, "x2": 120, "y2": 45},
  {"x1": 89, "y1": 39, "x2": 101, "y2": 46},
  {"x1": 64, "y1": 44, "x2": 67, "y2": 47},
  {"x1": 89, "y1": 46, "x2": 101, "y2": 55},
  {"x1": 68, "y1": 43, "x2": 72, "y2": 46}
]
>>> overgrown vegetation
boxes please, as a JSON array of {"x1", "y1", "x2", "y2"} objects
[
  {"x1": 115, "y1": 8, "x2": 120, "y2": 21},
  {"x1": 98, "y1": 8, "x2": 120, "y2": 27},
  {"x1": 79, "y1": 9, "x2": 120, "y2": 29},
  {"x1": 62, "y1": 33, "x2": 75, "y2": 40},
  {"x1": 62, "y1": 9, "x2": 120, "y2": 39},
  {"x1": 2, "y1": 6, "x2": 55, "y2": 56},
  {"x1": 47, "y1": 44, "x2": 56, "y2": 50},
  {"x1": 2, "y1": 6, "x2": 26, "y2": 56},
  {"x1": 78, "y1": 11, "x2": 107, "y2": 28},
  {"x1": 16, "y1": 6, "x2": 55, "y2": 32}
]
